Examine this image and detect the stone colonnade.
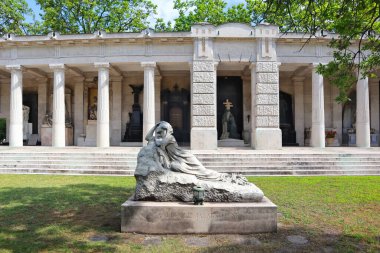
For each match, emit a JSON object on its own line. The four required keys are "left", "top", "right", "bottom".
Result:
{"left": 4, "top": 62, "right": 158, "bottom": 148}
{"left": 3, "top": 61, "right": 376, "bottom": 149}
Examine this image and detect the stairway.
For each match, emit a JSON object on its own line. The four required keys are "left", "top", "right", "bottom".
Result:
{"left": 0, "top": 148, "right": 379, "bottom": 176}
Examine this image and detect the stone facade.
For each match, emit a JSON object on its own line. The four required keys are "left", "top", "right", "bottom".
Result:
{"left": 0, "top": 23, "right": 378, "bottom": 149}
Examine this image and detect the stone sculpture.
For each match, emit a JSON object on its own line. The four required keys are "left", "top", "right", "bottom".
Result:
{"left": 134, "top": 121, "right": 264, "bottom": 202}
{"left": 22, "top": 105, "right": 30, "bottom": 140}
{"left": 220, "top": 99, "right": 240, "bottom": 139}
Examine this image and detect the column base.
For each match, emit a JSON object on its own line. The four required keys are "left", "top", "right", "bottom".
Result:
{"left": 191, "top": 127, "right": 217, "bottom": 150}
{"left": 251, "top": 128, "right": 282, "bottom": 150}
{"left": 311, "top": 124, "right": 325, "bottom": 148}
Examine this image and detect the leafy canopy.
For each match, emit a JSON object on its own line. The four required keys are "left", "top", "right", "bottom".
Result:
{"left": 0, "top": 0, "right": 32, "bottom": 35}
{"left": 36, "top": 0, "right": 157, "bottom": 34}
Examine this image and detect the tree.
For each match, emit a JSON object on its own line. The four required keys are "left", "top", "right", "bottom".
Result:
{"left": 173, "top": 0, "right": 228, "bottom": 31}
{"left": 36, "top": 0, "right": 157, "bottom": 34}
{"left": 258, "top": 0, "right": 380, "bottom": 103}
{"left": 0, "top": 0, "right": 32, "bottom": 36}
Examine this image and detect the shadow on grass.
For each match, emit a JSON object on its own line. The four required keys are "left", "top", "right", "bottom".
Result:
{"left": 0, "top": 183, "right": 134, "bottom": 252}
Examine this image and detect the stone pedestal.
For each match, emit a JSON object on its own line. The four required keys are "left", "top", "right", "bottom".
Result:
{"left": 78, "top": 120, "right": 96, "bottom": 146}
{"left": 41, "top": 126, "right": 73, "bottom": 146}
{"left": 218, "top": 138, "right": 247, "bottom": 147}
{"left": 121, "top": 197, "right": 277, "bottom": 234}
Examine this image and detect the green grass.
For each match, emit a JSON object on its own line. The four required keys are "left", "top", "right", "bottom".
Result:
{"left": 0, "top": 175, "right": 379, "bottom": 253}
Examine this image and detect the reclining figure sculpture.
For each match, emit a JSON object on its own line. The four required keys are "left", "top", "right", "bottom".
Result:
{"left": 133, "top": 121, "right": 264, "bottom": 202}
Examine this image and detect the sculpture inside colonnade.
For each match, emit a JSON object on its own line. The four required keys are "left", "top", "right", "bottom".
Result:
{"left": 22, "top": 105, "right": 30, "bottom": 140}
{"left": 220, "top": 99, "right": 240, "bottom": 139}
{"left": 133, "top": 121, "right": 264, "bottom": 202}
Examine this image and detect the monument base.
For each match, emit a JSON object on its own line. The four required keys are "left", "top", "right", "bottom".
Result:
{"left": 121, "top": 197, "right": 277, "bottom": 234}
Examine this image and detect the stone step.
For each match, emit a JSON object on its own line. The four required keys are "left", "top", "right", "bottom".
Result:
{"left": 0, "top": 168, "right": 134, "bottom": 175}
{"left": 0, "top": 164, "right": 135, "bottom": 170}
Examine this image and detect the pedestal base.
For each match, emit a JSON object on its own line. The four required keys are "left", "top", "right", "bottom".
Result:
{"left": 191, "top": 128, "right": 217, "bottom": 150}
{"left": 41, "top": 126, "right": 73, "bottom": 146}
{"left": 252, "top": 128, "right": 282, "bottom": 150}
{"left": 121, "top": 197, "right": 277, "bottom": 234}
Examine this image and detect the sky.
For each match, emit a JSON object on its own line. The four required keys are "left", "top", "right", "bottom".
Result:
{"left": 25, "top": 0, "right": 246, "bottom": 24}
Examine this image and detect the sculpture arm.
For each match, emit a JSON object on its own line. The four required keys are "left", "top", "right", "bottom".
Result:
{"left": 145, "top": 123, "right": 159, "bottom": 141}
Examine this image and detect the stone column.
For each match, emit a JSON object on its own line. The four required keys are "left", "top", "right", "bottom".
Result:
{"left": 155, "top": 76, "right": 162, "bottom": 123}
{"left": 0, "top": 78, "right": 10, "bottom": 142}
{"left": 6, "top": 65, "right": 23, "bottom": 147}
{"left": 37, "top": 78, "right": 48, "bottom": 139}
{"left": 370, "top": 78, "right": 379, "bottom": 139}
{"left": 251, "top": 62, "right": 282, "bottom": 149}
{"left": 111, "top": 77, "right": 122, "bottom": 146}
{"left": 242, "top": 75, "right": 251, "bottom": 144}
{"left": 191, "top": 61, "right": 218, "bottom": 150}
{"left": 95, "top": 62, "right": 110, "bottom": 147}
{"left": 49, "top": 64, "right": 66, "bottom": 147}
{"left": 141, "top": 62, "right": 156, "bottom": 145}
{"left": 332, "top": 85, "right": 343, "bottom": 144}
{"left": 356, "top": 73, "right": 370, "bottom": 147}
{"left": 293, "top": 76, "right": 305, "bottom": 146}
{"left": 311, "top": 64, "right": 325, "bottom": 148}
{"left": 73, "top": 77, "right": 84, "bottom": 145}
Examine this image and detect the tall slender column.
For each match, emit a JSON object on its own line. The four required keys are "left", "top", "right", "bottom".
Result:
{"left": 6, "top": 65, "right": 23, "bottom": 147}
{"left": 141, "top": 62, "right": 156, "bottom": 145}
{"left": 155, "top": 76, "right": 162, "bottom": 123}
{"left": 111, "top": 77, "right": 122, "bottom": 146}
{"left": 332, "top": 85, "right": 343, "bottom": 144}
{"left": 293, "top": 76, "right": 305, "bottom": 146}
{"left": 73, "top": 77, "right": 84, "bottom": 145}
{"left": 49, "top": 64, "right": 66, "bottom": 147}
{"left": 37, "top": 78, "right": 48, "bottom": 139}
{"left": 94, "top": 62, "right": 110, "bottom": 147}
{"left": 311, "top": 64, "right": 325, "bottom": 148}
{"left": 356, "top": 73, "right": 370, "bottom": 147}
{"left": 370, "top": 78, "right": 379, "bottom": 141}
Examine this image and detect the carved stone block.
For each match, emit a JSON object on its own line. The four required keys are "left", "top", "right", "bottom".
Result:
{"left": 256, "top": 62, "right": 278, "bottom": 73}
{"left": 256, "top": 94, "right": 278, "bottom": 105}
{"left": 193, "top": 115, "right": 215, "bottom": 127}
{"left": 193, "top": 105, "right": 215, "bottom": 116}
{"left": 193, "top": 61, "right": 215, "bottom": 72}
{"left": 193, "top": 72, "right": 214, "bottom": 83}
{"left": 257, "top": 73, "right": 279, "bottom": 84}
{"left": 193, "top": 83, "right": 215, "bottom": 93}
{"left": 193, "top": 94, "right": 215, "bottom": 105}
{"left": 257, "top": 83, "right": 278, "bottom": 94}
{"left": 257, "top": 105, "right": 279, "bottom": 116}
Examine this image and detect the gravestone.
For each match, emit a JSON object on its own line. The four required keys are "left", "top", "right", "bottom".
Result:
{"left": 121, "top": 121, "right": 277, "bottom": 234}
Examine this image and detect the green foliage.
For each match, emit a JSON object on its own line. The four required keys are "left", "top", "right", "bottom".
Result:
{"left": 0, "top": 175, "right": 379, "bottom": 252}
{"left": 173, "top": 0, "right": 228, "bottom": 31}
{"left": 0, "top": 0, "right": 32, "bottom": 36}
{"left": 261, "top": 0, "right": 380, "bottom": 103}
{"left": 36, "top": 0, "right": 157, "bottom": 34}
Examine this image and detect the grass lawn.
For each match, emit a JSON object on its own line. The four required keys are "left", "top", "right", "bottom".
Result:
{"left": 0, "top": 175, "right": 379, "bottom": 253}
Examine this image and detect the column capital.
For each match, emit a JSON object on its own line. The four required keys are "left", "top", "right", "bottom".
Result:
{"left": 94, "top": 62, "right": 110, "bottom": 69}
{"left": 49, "top": 63, "right": 65, "bottom": 71}
{"left": 6, "top": 65, "right": 24, "bottom": 72}
{"left": 249, "top": 62, "right": 256, "bottom": 69}
{"left": 141, "top": 62, "right": 156, "bottom": 68}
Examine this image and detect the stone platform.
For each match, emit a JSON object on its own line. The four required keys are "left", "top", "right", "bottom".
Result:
{"left": 121, "top": 197, "right": 277, "bottom": 234}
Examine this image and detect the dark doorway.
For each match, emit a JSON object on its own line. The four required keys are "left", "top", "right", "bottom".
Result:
{"left": 23, "top": 93, "right": 38, "bottom": 134}
{"left": 161, "top": 85, "right": 190, "bottom": 144}
{"left": 280, "top": 91, "right": 297, "bottom": 146}
{"left": 217, "top": 76, "right": 243, "bottom": 139}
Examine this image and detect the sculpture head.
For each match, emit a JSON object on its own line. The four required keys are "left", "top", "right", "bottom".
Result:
{"left": 154, "top": 121, "right": 173, "bottom": 145}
